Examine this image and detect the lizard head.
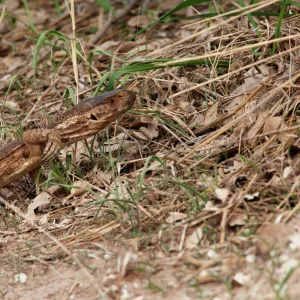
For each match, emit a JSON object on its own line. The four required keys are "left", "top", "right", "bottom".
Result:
{"left": 54, "top": 89, "right": 136, "bottom": 126}
{"left": 91, "top": 89, "right": 136, "bottom": 117}
{"left": 87, "top": 89, "right": 136, "bottom": 124}
{"left": 51, "top": 89, "right": 136, "bottom": 142}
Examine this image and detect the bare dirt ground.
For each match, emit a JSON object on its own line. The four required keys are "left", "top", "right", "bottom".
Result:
{"left": 1, "top": 0, "right": 300, "bottom": 299}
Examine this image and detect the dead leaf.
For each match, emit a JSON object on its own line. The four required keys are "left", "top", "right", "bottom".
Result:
{"left": 25, "top": 192, "right": 52, "bottom": 222}
{"left": 202, "top": 102, "right": 218, "bottom": 126}
{"left": 223, "top": 161, "right": 243, "bottom": 174}
{"left": 185, "top": 227, "right": 203, "bottom": 249}
{"left": 71, "top": 180, "right": 91, "bottom": 196}
{"left": 244, "top": 192, "right": 259, "bottom": 201}
{"left": 224, "top": 95, "right": 243, "bottom": 113}
{"left": 101, "top": 133, "right": 133, "bottom": 152}
{"left": 108, "top": 180, "right": 131, "bottom": 201}
{"left": 147, "top": 159, "right": 163, "bottom": 171}
{"left": 2, "top": 56, "right": 24, "bottom": 72}
{"left": 131, "top": 130, "right": 148, "bottom": 140}
{"left": 128, "top": 16, "right": 150, "bottom": 28}
{"left": 39, "top": 214, "right": 49, "bottom": 225}
{"left": 215, "top": 188, "right": 230, "bottom": 202}
{"left": 189, "top": 113, "right": 204, "bottom": 128}
{"left": 93, "top": 170, "right": 112, "bottom": 187}
{"left": 228, "top": 213, "right": 248, "bottom": 226}
{"left": 246, "top": 111, "right": 269, "bottom": 141}
{"left": 263, "top": 116, "right": 281, "bottom": 132}
{"left": 283, "top": 166, "right": 293, "bottom": 179}
{"left": 55, "top": 218, "right": 74, "bottom": 228}
{"left": 61, "top": 140, "right": 90, "bottom": 162}
{"left": 139, "top": 117, "right": 159, "bottom": 139}
{"left": 166, "top": 212, "right": 187, "bottom": 224}
{"left": 233, "top": 272, "right": 250, "bottom": 286}
{"left": 231, "top": 65, "right": 270, "bottom": 95}
{"left": 263, "top": 116, "right": 290, "bottom": 143}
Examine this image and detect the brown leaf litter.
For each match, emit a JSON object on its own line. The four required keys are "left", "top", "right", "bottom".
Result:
{"left": 1, "top": 0, "right": 300, "bottom": 299}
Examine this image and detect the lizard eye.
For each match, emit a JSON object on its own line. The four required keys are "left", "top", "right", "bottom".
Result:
{"left": 110, "top": 99, "right": 115, "bottom": 105}
{"left": 90, "top": 114, "right": 97, "bottom": 120}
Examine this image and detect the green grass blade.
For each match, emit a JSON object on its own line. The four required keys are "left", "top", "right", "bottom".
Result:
{"left": 237, "top": 0, "right": 261, "bottom": 37}
{"left": 33, "top": 30, "right": 70, "bottom": 75}
{"left": 238, "top": 154, "right": 258, "bottom": 171}
{"left": 93, "top": 72, "right": 110, "bottom": 96}
{"left": 272, "top": 0, "right": 288, "bottom": 54}
{"left": 95, "top": 0, "right": 111, "bottom": 13}
{"left": 22, "top": 0, "right": 36, "bottom": 33}
{"left": 287, "top": 0, "right": 300, "bottom": 6}
{"left": 65, "top": 87, "right": 76, "bottom": 108}
{"left": 53, "top": 0, "right": 62, "bottom": 16}
{"left": 107, "top": 59, "right": 230, "bottom": 90}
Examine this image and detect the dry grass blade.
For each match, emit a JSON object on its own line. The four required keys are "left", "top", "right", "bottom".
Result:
{"left": 148, "top": 0, "right": 280, "bottom": 57}
{"left": 171, "top": 43, "right": 300, "bottom": 98}
{"left": 179, "top": 71, "right": 300, "bottom": 164}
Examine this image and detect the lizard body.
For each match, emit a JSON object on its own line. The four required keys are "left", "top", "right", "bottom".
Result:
{"left": 0, "top": 89, "right": 136, "bottom": 187}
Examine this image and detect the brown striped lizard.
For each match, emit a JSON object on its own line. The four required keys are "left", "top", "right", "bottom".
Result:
{"left": 0, "top": 89, "right": 136, "bottom": 187}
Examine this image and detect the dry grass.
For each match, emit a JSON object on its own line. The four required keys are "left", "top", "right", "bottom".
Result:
{"left": 1, "top": 0, "right": 300, "bottom": 299}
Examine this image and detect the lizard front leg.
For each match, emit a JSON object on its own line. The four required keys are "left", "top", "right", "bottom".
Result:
{"left": 22, "top": 129, "right": 63, "bottom": 163}
{"left": 42, "top": 130, "right": 64, "bottom": 162}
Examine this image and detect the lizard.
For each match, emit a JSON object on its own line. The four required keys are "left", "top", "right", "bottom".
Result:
{"left": 0, "top": 89, "right": 136, "bottom": 188}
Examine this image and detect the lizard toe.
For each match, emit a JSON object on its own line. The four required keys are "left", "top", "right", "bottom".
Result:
{"left": 42, "top": 143, "right": 56, "bottom": 162}
{"left": 45, "top": 147, "right": 60, "bottom": 162}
